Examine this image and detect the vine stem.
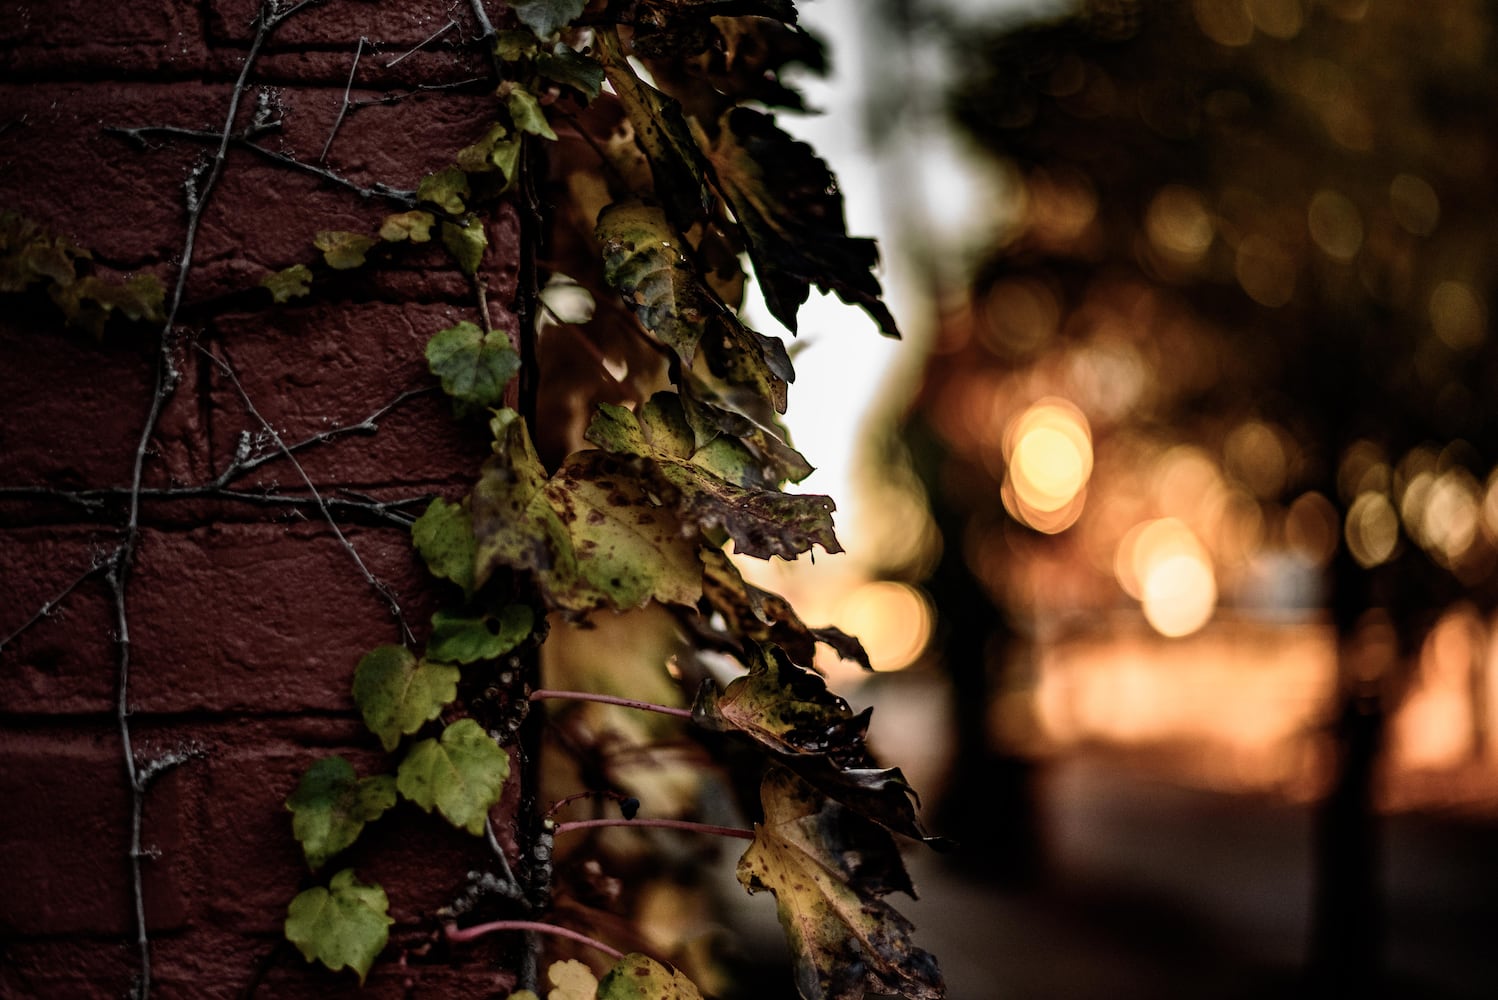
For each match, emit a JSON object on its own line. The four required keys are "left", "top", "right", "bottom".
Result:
{"left": 528, "top": 689, "right": 694, "bottom": 719}
{"left": 444, "top": 920, "right": 624, "bottom": 961}
{"left": 552, "top": 817, "right": 755, "bottom": 841}
{"left": 0, "top": 561, "right": 108, "bottom": 652}
{"left": 320, "top": 35, "right": 366, "bottom": 162}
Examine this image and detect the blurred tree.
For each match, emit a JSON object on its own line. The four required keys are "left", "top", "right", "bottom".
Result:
{"left": 904, "top": 0, "right": 1498, "bottom": 987}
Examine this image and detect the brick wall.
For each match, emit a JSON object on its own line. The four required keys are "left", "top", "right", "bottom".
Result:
{"left": 0, "top": 4, "right": 527, "bottom": 996}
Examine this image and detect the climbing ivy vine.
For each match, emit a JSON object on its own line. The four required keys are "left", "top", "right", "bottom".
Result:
{"left": 3, "top": 1, "right": 944, "bottom": 998}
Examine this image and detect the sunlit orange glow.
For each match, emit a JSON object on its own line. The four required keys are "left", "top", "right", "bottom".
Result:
{"left": 1116, "top": 518, "right": 1218, "bottom": 637}
{"left": 1345, "top": 491, "right": 1400, "bottom": 567}
{"left": 979, "top": 278, "right": 1059, "bottom": 357}
{"left": 1003, "top": 398, "right": 1093, "bottom": 531}
{"left": 1145, "top": 185, "right": 1213, "bottom": 262}
{"left": 1391, "top": 609, "right": 1482, "bottom": 771}
{"left": 1337, "top": 439, "right": 1390, "bottom": 502}
{"left": 1418, "top": 468, "right": 1482, "bottom": 563}
{"left": 1286, "top": 491, "right": 1339, "bottom": 566}
{"left": 1226, "top": 421, "right": 1288, "bottom": 498}
{"left": 832, "top": 581, "right": 933, "bottom": 673}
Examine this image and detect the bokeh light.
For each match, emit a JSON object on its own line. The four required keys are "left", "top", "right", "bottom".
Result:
{"left": 1002, "top": 398, "right": 1094, "bottom": 532}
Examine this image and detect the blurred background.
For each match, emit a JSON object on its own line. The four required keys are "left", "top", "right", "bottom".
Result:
{"left": 740, "top": 0, "right": 1498, "bottom": 996}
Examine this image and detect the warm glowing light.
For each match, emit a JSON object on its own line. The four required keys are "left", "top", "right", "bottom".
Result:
{"left": 1145, "top": 185, "right": 1214, "bottom": 262}
{"left": 1420, "top": 469, "right": 1481, "bottom": 563}
{"left": 1116, "top": 518, "right": 1218, "bottom": 636}
{"left": 1307, "top": 189, "right": 1363, "bottom": 261}
{"left": 1429, "top": 280, "right": 1486, "bottom": 351}
{"left": 1337, "top": 440, "right": 1390, "bottom": 503}
{"left": 1345, "top": 491, "right": 1399, "bottom": 568}
{"left": 979, "top": 278, "right": 1059, "bottom": 357}
{"left": 1004, "top": 399, "right": 1094, "bottom": 531}
{"left": 1285, "top": 491, "right": 1338, "bottom": 566}
{"left": 1226, "top": 421, "right": 1288, "bottom": 498}
{"left": 1390, "top": 173, "right": 1440, "bottom": 236}
{"left": 833, "top": 581, "right": 933, "bottom": 672}
{"left": 1235, "top": 234, "right": 1296, "bottom": 307}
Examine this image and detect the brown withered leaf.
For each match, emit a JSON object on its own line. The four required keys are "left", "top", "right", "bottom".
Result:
{"left": 738, "top": 767, "right": 944, "bottom": 1000}
{"left": 471, "top": 410, "right": 702, "bottom": 614}
{"left": 699, "top": 107, "right": 900, "bottom": 338}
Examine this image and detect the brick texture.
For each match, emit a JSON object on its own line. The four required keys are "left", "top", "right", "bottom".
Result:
{"left": 0, "top": 3, "right": 527, "bottom": 996}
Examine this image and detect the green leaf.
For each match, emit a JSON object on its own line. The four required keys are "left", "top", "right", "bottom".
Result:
{"left": 427, "top": 605, "right": 534, "bottom": 663}
{"left": 396, "top": 718, "right": 511, "bottom": 835}
{"left": 539, "top": 43, "right": 605, "bottom": 100}
{"left": 313, "top": 230, "right": 377, "bottom": 270}
{"left": 494, "top": 29, "right": 540, "bottom": 63}
{"left": 425, "top": 320, "right": 520, "bottom": 411}
{"left": 379, "top": 210, "right": 435, "bottom": 244}
{"left": 418, "top": 167, "right": 471, "bottom": 215}
{"left": 679, "top": 374, "right": 813, "bottom": 486}
{"left": 737, "top": 769, "right": 944, "bottom": 1000}
{"left": 694, "top": 644, "right": 941, "bottom": 846}
{"left": 596, "top": 954, "right": 705, "bottom": 1000}
{"left": 262, "top": 264, "right": 312, "bottom": 303}
{"left": 505, "top": 86, "right": 558, "bottom": 140}
{"left": 284, "top": 869, "right": 393, "bottom": 985}
{"left": 512, "top": 0, "right": 587, "bottom": 38}
{"left": 441, "top": 215, "right": 488, "bottom": 274}
{"left": 596, "top": 27, "right": 714, "bottom": 227}
{"left": 455, "top": 124, "right": 522, "bottom": 186}
{"left": 412, "top": 497, "right": 477, "bottom": 594}
{"left": 700, "top": 107, "right": 900, "bottom": 338}
{"left": 586, "top": 396, "right": 841, "bottom": 561}
{"left": 285, "top": 757, "right": 397, "bottom": 871}
{"left": 597, "top": 199, "right": 789, "bottom": 413}
{"left": 471, "top": 410, "right": 704, "bottom": 613}
{"left": 352, "top": 645, "right": 461, "bottom": 752}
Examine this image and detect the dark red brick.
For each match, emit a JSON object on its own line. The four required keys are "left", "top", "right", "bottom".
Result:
{"left": 205, "top": 299, "right": 496, "bottom": 490}
{"left": 126, "top": 523, "right": 432, "bottom": 713}
{"left": 0, "top": 725, "right": 188, "bottom": 936}
{"left": 0, "top": 2, "right": 208, "bottom": 78}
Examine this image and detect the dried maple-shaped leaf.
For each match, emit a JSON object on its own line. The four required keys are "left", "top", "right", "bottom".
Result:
{"left": 633, "top": 5, "right": 819, "bottom": 112}
{"left": 693, "top": 547, "right": 869, "bottom": 669}
{"left": 598, "top": 199, "right": 790, "bottom": 415}
{"left": 739, "top": 768, "right": 943, "bottom": 1000}
{"left": 285, "top": 756, "right": 397, "bottom": 871}
{"left": 352, "top": 645, "right": 461, "bottom": 752}
{"left": 284, "top": 869, "right": 393, "bottom": 985}
{"left": 396, "top": 718, "right": 511, "bottom": 835}
{"left": 694, "top": 644, "right": 945, "bottom": 847}
{"left": 596, "top": 953, "right": 705, "bottom": 999}
{"left": 586, "top": 395, "right": 840, "bottom": 560}
{"left": 596, "top": 26, "right": 714, "bottom": 228}
{"left": 472, "top": 410, "right": 703, "bottom": 613}
{"left": 700, "top": 107, "right": 900, "bottom": 338}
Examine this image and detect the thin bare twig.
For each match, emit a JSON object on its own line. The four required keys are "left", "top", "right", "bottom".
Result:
{"left": 385, "top": 18, "right": 458, "bottom": 66}
{"left": 444, "top": 920, "right": 625, "bottom": 961}
{"left": 320, "top": 36, "right": 367, "bottom": 163}
{"left": 348, "top": 76, "right": 488, "bottom": 109}
{"left": 0, "top": 484, "right": 425, "bottom": 526}
{"left": 551, "top": 817, "right": 755, "bottom": 841}
{"left": 203, "top": 346, "right": 415, "bottom": 646}
{"left": 0, "top": 560, "right": 110, "bottom": 652}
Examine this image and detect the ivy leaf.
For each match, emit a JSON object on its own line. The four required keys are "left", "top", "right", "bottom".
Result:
{"left": 313, "top": 230, "right": 377, "bottom": 270}
{"left": 694, "top": 548, "right": 870, "bottom": 670}
{"left": 738, "top": 769, "right": 944, "bottom": 1000}
{"left": 427, "top": 605, "right": 534, "bottom": 664}
{"left": 596, "top": 27, "right": 714, "bottom": 227}
{"left": 539, "top": 43, "right": 605, "bottom": 100}
{"left": 546, "top": 959, "right": 599, "bottom": 1000}
{"left": 285, "top": 757, "right": 397, "bottom": 871}
{"left": 396, "top": 718, "right": 511, "bottom": 835}
{"left": 284, "top": 869, "right": 394, "bottom": 985}
{"left": 471, "top": 410, "right": 704, "bottom": 613}
{"left": 418, "top": 167, "right": 471, "bottom": 215}
{"left": 694, "top": 644, "right": 942, "bottom": 846}
{"left": 52, "top": 273, "right": 168, "bottom": 338}
{"left": 456, "top": 124, "right": 523, "bottom": 185}
{"left": 700, "top": 107, "right": 900, "bottom": 338}
{"left": 425, "top": 320, "right": 519, "bottom": 411}
{"left": 679, "top": 375, "right": 814, "bottom": 487}
{"left": 596, "top": 954, "right": 705, "bottom": 1000}
{"left": 412, "top": 497, "right": 477, "bottom": 595}
{"left": 379, "top": 210, "right": 436, "bottom": 244}
{"left": 597, "top": 199, "right": 789, "bottom": 413}
{"left": 352, "top": 645, "right": 461, "bottom": 752}
{"left": 262, "top": 264, "right": 313, "bottom": 303}
{"left": 586, "top": 396, "right": 841, "bottom": 561}
{"left": 505, "top": 86, "right": 558, "bottom": 140}
{"left": 512, "top": 0, "right": 587, "bottom": 38}
{"left": 441, "top": 215, "right": 488, "bottom": 274}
